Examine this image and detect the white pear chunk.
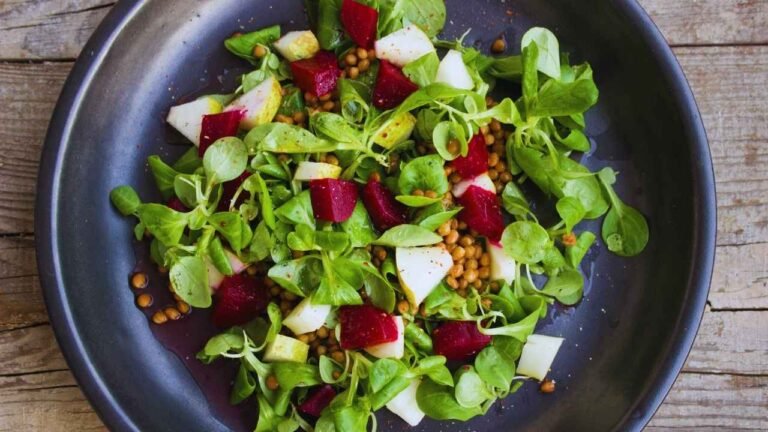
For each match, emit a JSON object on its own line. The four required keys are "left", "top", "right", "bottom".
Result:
{"left": 386, "top": 379, "right": 426, "bottom": 426}
{"left": 263, "top": 334, "right": 310, "bottom": 363}
{"left": 375, "top": 25, "right": 436, "bottom": 67}
{"left": 488, "top": 241, "right": 517, "bottom": 284}
{"left": 396, "top": 247, "right": 453, "bottom": 307}
{"left": 452, "top": 172, "right": 496, "bottom": 198}
{"left": 517, "top": 334, "right": 564, "bottom": 381}
{"left": 166, "top": 96, "right": 223, "bottom": 146}
{"left": 293, "top": 162, "right": 342, "bottom": 181}
{"left": 273, "top": 30, "right": 320, "bottom": 61}
{"left": 225, "top": 75, "right": 282, "bottom": 130}
{"left": 365, "top": 316, "right": 405, "bottom": 359}
{"left": 435, "top": 49, "right": 474, "bottom": 90}
{"left": 225, "top": 250, "right": 248, "bottom": 274}
{"left": 283, "top": 297, "right": 332, "bottom": 335}
{"left": 206, "top": 258, "right": 225, "bottom": 289}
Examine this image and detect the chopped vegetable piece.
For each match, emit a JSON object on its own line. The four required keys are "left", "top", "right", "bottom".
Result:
{"left": 211, "top": 273, "right": 269, "bottom": 328}
{"left": 290, "top": 51, "right": 342, "bottom": 97}
{"left": 340, "top": 0, "right": 378, "bottom": 48}
{"left": 199, "top": 110, "right": 243, "bottom": 156}
{"left": 456, "top": 185, "right": 505, "bottom": 242}
{"left": 298, "top": 385, "right": 337, "bottom": 417}
{"left": 309, "top": 178, "right": 359, "bottom": 222}
{"left": 432, "top": 321, "right": 492, "bottom": 361}
{"left": 339, "top": 305, "right": 399, "bottom": 350}
{"left": 372, "top": 60, "right": 419, "bottom": 109}
{"left": 361, "top": 179, "right": 408, "bottom": 230}
{"left": 452, "top": 134, "right": 489, "bottom": 178}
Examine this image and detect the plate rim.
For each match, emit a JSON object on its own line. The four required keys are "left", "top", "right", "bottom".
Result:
{"left": 35, "top": 0, "right": 717, "bottom": 431}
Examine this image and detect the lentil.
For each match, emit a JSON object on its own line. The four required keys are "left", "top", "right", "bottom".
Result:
{"left": 136, "top": 293, "right": 153, "bottom": 308}
{"left": 540, "top": 380, "right": 556, "bottom": 394}
{"left": 266, "top": 375, "right": 280, "bottom": 391}
{"left": 331, "top": 351, "right": 346, "bottom": 363}
{"left": 562, "top": 232, "right": 577, "bottom": 246}
{"left": 164, "top": 307, "right": 182, "bottom": 321}
{"left": 152, "top": 311, "right": 168, "bottom": 325}
{"left": 131, "top": 272, "right": 148, "bottom": 289}
{"left": 177, "top": 301, "right": 191, "bottom": 314}
{"left": 445, "top": 230, "right": 460, "bottom": 245}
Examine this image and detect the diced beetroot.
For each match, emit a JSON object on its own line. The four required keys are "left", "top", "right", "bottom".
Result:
{"left": 452, "top": 134, "right": 489, "bottom": 178}
{"left": 217, "top": 172, "right": 251, "bottom": 211}
{"left": 199, "top": 110, "right": 243, "bottom": 156}
{"left": 432, "top": 321, "right": 492, "bottom": 361}
{"left": 372, "top": 61, "right": 419, "bottom": 109}
{"left": 298, "top": 385, "right": 337, "bottom": 418}
{"left": 361, "top": 179, "right": 408, "bottom": 230}
{"left": 211, "top": 273, "right": 270, "bottom": 328}
{"left": 309, "top": 178, "right": 359, "bottom": 223}
{"left": 290, "top": 51, "right": 342, "bottom": 97}
{"left": 167, "top": 197, "right": 189, "bottom": 212}
{"left": 340, "top": 0, "right": 378, "bottom": 49}
{"left": 457, "top": 185, "right": 505, "bottom": 242}
{"left": 339, "top": 305, "right": 399, "bottom": 350}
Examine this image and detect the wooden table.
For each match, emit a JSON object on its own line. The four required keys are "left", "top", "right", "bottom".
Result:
{"left": 0, "top": 1, "right": 766, "bottom": 430}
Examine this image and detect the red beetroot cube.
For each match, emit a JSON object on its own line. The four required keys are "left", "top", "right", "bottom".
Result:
{"left": 309, "top": 178, "right": 359, "bottom": 222}
{"left": 290, "top": 51, "right": 342, "bottom": 97}
{"left": 199, "top": 110, "right": 243, "bottom": 156}
{"left": 372, "top": 61, "right": 419, "bottom": 109}
{"left": 432, "top": 321, "right": 492, "bottom": 361}
{"left": 298, "top": 385, "right": 337, "bottom": 418}
{"left": 339, "top": 305, "right": 399, "bottom": 350}
{"left": 452, "top": 134, "right": 489, "bottom": 178}
{"left": 212, "top": 274, "right": 270, "bottom": 328}
{"left": 361, "top": 179, "right": 408, "bottom": 230}
{"left": 340, "top": 0, "right": 378, "bottom": 48}
{"left": 457, "top": 185, "right": 505, "bottom": 242}
{"left": 217, "top": 172, "right": 251, "bottom": 211}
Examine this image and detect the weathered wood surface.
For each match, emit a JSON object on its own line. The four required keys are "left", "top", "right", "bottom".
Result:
{"left": 0, "top": 0, "right": 766, "bottom": 430}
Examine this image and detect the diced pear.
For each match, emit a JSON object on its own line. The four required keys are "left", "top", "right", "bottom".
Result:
{"left": 517, "top": 334, "right": 564, "bottom": 381}
{"left": 396, "top": 247, "right": 453, "bottom": 307}
{"left": 375, "top": 25, "right": 436, "bottom": 67}
{"left": 206, "top": 258, "right": 224, "bottom": 289}
{"left": 372, "top": 112, "right": 417, "bottom": 149}
{"left": 225, "top": 250, "right": 248, "bottom": 274}
{"left": 435, "top": 49, "right": 474, "bottom": 90}
{"left": 273, "top": 30, "right": 320, "bottom": 61}
{"left": 293, "top": 162, "right": 342, "bottom": 181}
{"left": 365, "top": 316, "right": 405, "bottom": 359}
{"left": 283, "top": 297, "right": 332, "bottom": 335}
{"left": 488, "top": 241, "right": 516, "bottom": 284}
{"left": 452, "top": 172, "right": 495, "bottom": 198}
{"left": 386, "top": 379, "right": 426, "bottom": 426}
{"left": 263, "top": 334, "right": 310, "bottom": 363}
{"left": 225, "top": 75, "right": 282, "bottom": 130}
{"left": 166, "top": 96, "right": 223, "bottom": 146}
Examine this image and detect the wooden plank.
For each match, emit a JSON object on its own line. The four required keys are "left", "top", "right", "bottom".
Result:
{"left": 0, "top": 0, "right": 114, "bottom": 60}
{"left": 0, "top": 62, "right": 70, "bottom": 234}
{"left": 710, "top": 243, "right": 768, "bottom": 310}
{"left": 639, "top": 0, "right": 768, "bottom": 46}
{"left": 684, "top": 311, "right": 768, "bottom": 375}
{"left": 0, "top": 1, "right": 765, "bottom": 60}
{"left": 674, "top": 45, "right": 768, "bottom": 247}
{"left": 0, "top": 370, "right": 104, "bottom": 431}
{"left": 0, "top": 325, "right": 68, "bottom": 375}
{"left": 647, "top": 372, "right": 768, "bottom": 431}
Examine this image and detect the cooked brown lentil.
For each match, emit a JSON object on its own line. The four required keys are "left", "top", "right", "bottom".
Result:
{"left": 131, "top": 272, "right": 148, "bottom": 289}
{"left": 136, "top": 293, "right": 153, "bottom": 308}
{"left": 177, "top": 301, "right": 191, "bottom": 314}
{"left": 540, "top": 379, "right": 556, "bottom": 394}
{"left": 266, "top": 375, "right": 280, "bottom": 391}
{"left": 164, "top": 307, "right": 182, "bottom": 321}
{"left": 152, "top": 311, "right": 168, "bottom": 325}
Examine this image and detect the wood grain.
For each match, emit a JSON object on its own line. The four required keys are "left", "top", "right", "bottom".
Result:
{"left": 646, "top": 372, "right": 768, "bottom": 431}
{"left": 0, "top": 1, "right": 766, "bottom": 60}
{"left": 0, "top": 0, "right": 114, "bottom": 60}
{"left": 640, "top": 0, "right": 768, "bottom": 46}
{"left": 0, "top": 370, "right": 105, "bottom": 432}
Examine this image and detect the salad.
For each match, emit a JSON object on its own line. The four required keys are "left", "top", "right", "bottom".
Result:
{"left": 110, "top": 0, "right": 649, "bottom": 430}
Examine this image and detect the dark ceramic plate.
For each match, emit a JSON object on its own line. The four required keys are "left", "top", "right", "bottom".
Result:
{"left": 36, "top": 0, "right": 716, "bottom": 431}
